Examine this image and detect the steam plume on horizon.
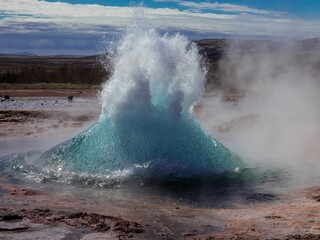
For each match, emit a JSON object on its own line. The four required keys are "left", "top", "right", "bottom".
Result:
{"left": 197, "top": 40, "right": 320, "bottom": 185}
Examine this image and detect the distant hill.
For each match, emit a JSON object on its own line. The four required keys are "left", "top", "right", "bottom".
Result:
{"left": 0, "top": 37, "right": 319, "bottom": 87}
{"left": 1, "top": 37, "right": 319, "bottom": 60}
{"left": 298, "top": 38, "right": 320, "bottom": 52}
{"left": 195, "top": 37, "right": 320, "bottom": 60}
{"left": 0, "top": 54, "right": 106, "bottom": 85}
{"left": 194, "top": 38, "right": 229, "bottom": 60}
{"left": 0, "top": 52, "right": 38, "bottom": 57}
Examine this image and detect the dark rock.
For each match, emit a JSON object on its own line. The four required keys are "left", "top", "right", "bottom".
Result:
{"left": 0, "top": 208, "right": 144, "bottom": 237}
{"left": 4, "top": 95, "right": 9, "bottom": 100}
{"left": 306, "top": 187, "right": 320, "bottom": 201}
{"left": 0, "top": 214, "right": 23, "bottom": 221}
{"left": 183, "top": 229, "right": 198, "bottom": 237}
{"left": 0, "top": 226, "right": 30, "bottom": 231}
{"left": 68, "top": 95, "right": 74, "bottom": 102}
{"left": 95, "top": 222, "right": 110, "bottom": 231}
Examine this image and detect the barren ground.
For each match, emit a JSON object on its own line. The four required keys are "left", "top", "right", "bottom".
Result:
{"left": 0, "top": 89, "right": 319, "bottom": 240}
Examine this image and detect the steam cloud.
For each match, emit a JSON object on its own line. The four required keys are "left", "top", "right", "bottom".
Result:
{"left": 197, "top": 40, "right": 320, "bottom": 185}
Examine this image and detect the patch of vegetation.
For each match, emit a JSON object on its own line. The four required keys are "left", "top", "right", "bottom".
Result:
{"left": 0, "top": 56, "right": 109, "bottom": 87}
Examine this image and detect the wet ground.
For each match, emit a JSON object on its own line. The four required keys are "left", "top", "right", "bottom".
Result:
{"left": 0, "top": 91, "right": 319, "bottom": 239}
{"left": 0, "top": 93, "right": 100, "bottom": 156}
{"left": 0, "top": 179, "right": 319, "bottom": 239}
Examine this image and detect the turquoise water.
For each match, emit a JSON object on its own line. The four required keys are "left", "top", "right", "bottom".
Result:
{"left": 42, "top": 109, "right": 244, "bottom": 178}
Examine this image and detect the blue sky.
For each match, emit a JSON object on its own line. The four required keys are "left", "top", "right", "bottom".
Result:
{"left": 1, "top": 0, "right": 319, "bottom": 55}
{"left": 46, "top": 0, "right": 320, "bottom": 18}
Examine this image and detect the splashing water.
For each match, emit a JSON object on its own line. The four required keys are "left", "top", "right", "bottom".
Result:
{"left": 41, "top": 22, "right": 245, "bottom": 181}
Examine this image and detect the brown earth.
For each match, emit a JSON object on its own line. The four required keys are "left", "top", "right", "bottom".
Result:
{"left": 0, "top": 182, "right": 319, "bottom": 239}
{"left": 0, "top": 109, "right": 98, "bottom": 139}
{"left": 0, "top": 88, "right": 98, "bottom": 97}
{"left": 0, "top": 90, "right": 319, "bottom": 240}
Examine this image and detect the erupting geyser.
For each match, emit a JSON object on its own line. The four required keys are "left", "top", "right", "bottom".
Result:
{"left": 42, "top": 22, "right": 245, "bottom": 180}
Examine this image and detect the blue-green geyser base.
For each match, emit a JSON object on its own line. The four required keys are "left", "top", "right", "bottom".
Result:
{"left": 1, "top": 152, "right": 252, "bottom": 186}
{"left": 0, "top": 105, "right": 255, "bottom": 191}
{"left": 1, "top": 151, "right": 286, "bottom": 208}
{"left": 42, "top": 110, "right": 245, "bottom": 179}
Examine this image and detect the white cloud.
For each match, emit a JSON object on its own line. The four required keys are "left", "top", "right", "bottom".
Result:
{"left": 0, "top": 0, "right": 319, "bottom": 38}
{"left": 178, "top": 1, "right": 273, "bottom": 15}
{"left": 154, "top": 0, "right": 284, "bottom": 16}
